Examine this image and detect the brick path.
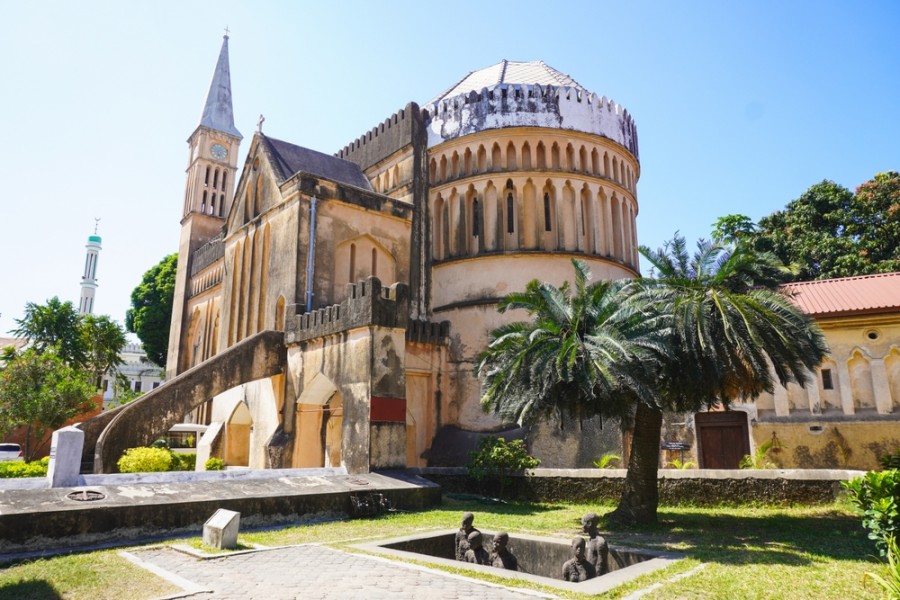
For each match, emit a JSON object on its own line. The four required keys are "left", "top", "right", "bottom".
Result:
{"left": 129, "top": 545, "right": 552, "bottom": 599}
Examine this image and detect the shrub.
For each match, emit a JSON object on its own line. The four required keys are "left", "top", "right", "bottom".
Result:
{"left": 881, "top": 450, "right": 900, "bottom": 471}
{"left": 169, "top": 453, "right": 196, "bottom": 471}
{"left": 205, "top": 457, "right": 225, "bottom": 471}
{"left": 593, "top": 453, "right": 621, "bottom": 469}
{"left": 467, "top": 436, "right": 540, "bottom": 498}
{"left": 865, "top": 534, "right": 900, "bottom": 598}
{"left": 844, "top": 470, "right": 900, "bottom": 557}
{"left": 0, "top": 460, "right": 49, "bottom": 478}
{"left": 117, "top": 447, "right": 173, "bottom": 473}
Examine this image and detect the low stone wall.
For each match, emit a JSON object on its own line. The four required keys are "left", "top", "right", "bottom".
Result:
{"left": 416, "top": 467, "right": 864, "bottom": 505}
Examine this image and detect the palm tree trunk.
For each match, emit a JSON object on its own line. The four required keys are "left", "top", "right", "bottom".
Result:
{"left": 609, "top": 402, "right": 663, "bottom": 525}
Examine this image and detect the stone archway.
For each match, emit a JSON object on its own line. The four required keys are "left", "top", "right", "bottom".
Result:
{"left": 225, "top": 400, "right": 253, "bottom": 467}
{"left": 294, "top": 372, "right": 342, "bottom": 468}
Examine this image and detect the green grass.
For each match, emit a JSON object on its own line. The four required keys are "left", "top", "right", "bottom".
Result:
{"left": 0, "top": 498, "right": 890, "bottom": 599}
{"left": 0, "top": 550, "right": 178, "bottom": 600}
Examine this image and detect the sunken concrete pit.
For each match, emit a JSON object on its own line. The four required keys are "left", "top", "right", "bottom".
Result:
{"left": 0, "top": 469, "right": 439, "bottom": 556}
{"left": 353, "top": 529, "right": 683, "bottom": 595}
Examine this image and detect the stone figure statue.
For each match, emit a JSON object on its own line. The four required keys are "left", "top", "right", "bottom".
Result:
{"left": 581, "top": 512, "right": 609, "bottom": 575}
{"left": 490, "top": 532, "right": 518, "bottom": 571}
{"left": 455, "top": 512, "right": 479, "bottom": 561}
{"left": 562, "top": 536, "right": 597, "bottom": 582}
{"left": 464, "top": 530, "right": 490, "bottom": 565}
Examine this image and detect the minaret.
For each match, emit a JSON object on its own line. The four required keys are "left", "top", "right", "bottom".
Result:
{"left": 167, "top": 32, "right": 242, "bottom": 376}
{"left": 79, "top": 219, "right": 102, "bottom": 315}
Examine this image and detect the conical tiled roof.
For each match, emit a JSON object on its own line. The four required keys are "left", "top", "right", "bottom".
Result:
{"left": 428, "top": 60, "right": 586, "bottom": 105}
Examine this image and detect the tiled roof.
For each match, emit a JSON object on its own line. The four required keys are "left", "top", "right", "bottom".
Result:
{"left": 780, "top": 272, "right": 900, "bottom": 317}
{"left": 261, "top": 136, "right": 371, "bottom": 190}
{"left": 428, "top": 60, "right": 586, "bottom": 105}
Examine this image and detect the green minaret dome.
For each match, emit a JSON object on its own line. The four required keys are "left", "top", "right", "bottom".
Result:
{"left": 88, "top": 235, "right": 102, "bottom": 243}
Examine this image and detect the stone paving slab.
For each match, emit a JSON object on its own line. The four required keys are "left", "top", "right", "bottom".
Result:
{"left": 129, "top": 544, "right": 552, "bottom": 600}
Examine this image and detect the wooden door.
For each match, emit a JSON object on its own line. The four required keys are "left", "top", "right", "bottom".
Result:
{"left": 695, "top": 411, "right": 750, "bottom": 469}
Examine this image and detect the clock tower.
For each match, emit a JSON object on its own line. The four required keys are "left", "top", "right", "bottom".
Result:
{"left": 167, "top": 33, "right": 242, "bottom": 376}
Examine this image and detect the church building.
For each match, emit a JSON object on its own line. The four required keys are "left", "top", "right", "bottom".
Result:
{"left": 165, "top": 35, "right": 641, "bottom": 472}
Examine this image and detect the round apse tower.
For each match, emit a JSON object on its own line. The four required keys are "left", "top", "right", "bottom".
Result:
{"left": 423, "top": 60, "right": 641, "bottom": 429}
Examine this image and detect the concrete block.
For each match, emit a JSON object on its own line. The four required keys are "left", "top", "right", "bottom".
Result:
{"left": 47, "top": 426, "right": 84, "bottom": 488}
{"left": 203, "top": 508, "right": 240, "bottom": 549}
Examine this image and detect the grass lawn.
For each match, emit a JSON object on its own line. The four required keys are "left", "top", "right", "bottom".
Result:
{"left": 0, "top": 497, "right": 888, "bottom": 599}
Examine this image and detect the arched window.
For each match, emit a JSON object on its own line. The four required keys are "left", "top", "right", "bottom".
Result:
{"left": 506, "top": 142, "right": 517, "bottom": 170}
{"left": 221, "top": 171, "right": 227, "bottom": 191}
{"left": 219, "top": 195, "right": 224, "bottom": 216}
{"left": 204, "top": 166, "right": 210, "bottom": 186}
{"left": 464, "top": 148, "right": 473, "bottom": 175}
{"left": 551, "top": 143, "right": 561, "bottom": 169}
{"left": 429, "top": 158, "right": 437, "bottom": 182}
{"left": 536, "top": 142, "right": 546, "bottom": 168}
{"left": 201, "top": 190, "right": 207, "bottom": 213}
{"left": 371, "top": 248, "right": 378, "bottom": 277}
{"left": 491, "top": 144, "right": 502, "bottom": 172}
{"left": 477, "top": 145, "right": 487, "bottom": 172}
{"left": 213, "top": 169, "right": 219, "bottom": 189}
{"left": 439, "top": 155, "right": 447, "bottom": 181}
{"left": 522, "top": 142, "right": 532, "bottom": 169}
{"left": 507, "top": 193, "right": 514, "bottom": 234}
{"left": 210, "top": 196, "right": 216, "bottom": 215}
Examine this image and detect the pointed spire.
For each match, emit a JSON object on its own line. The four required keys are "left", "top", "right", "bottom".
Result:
{"left": 199, "top": 33, "right": 242, "bottom": 139}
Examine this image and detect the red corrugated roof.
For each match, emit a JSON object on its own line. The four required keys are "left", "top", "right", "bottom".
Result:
{"left": 780, "top": 272, "right": 900, "bottom": 317}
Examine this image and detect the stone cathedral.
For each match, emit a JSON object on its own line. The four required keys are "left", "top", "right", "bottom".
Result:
{"left": 163, "top": 35, "right": 641, "bottom": 473}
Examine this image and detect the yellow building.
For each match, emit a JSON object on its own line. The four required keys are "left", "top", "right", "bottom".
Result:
{"left": 691, "top": 272, "right": 900, "bottom": 470}
{"left": 163, "top": 37, "right": 641, "bottom": 472}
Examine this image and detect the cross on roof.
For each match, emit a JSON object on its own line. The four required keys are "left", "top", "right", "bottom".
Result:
{"left": 224, "top": 26, "right": 230, "bottom": 38}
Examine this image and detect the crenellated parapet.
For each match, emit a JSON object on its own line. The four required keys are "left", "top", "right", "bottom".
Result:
{"left": 406, "top": 319, "right": 450, "bottom": 345}
{"left": 424, "top": 85, "right": 639, "bottom": 160}
{"left": 335, "top": 102, "right": 425, "bottom": 171}
{"left": 285, "top": 277, "right": 410, "bottom": 344}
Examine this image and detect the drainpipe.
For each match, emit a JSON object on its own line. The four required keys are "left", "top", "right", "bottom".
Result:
{"left": 305, "top": 196, "right": 318, "bottom": 312}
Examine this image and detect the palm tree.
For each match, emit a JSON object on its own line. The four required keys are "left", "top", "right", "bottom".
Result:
{"left": 608, "top": 234, "right": 829, "bottom": 525}
{"left": 477, "top": 259, "right": 669, "bottom": 444}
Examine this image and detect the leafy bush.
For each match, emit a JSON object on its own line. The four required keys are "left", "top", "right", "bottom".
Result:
{"left": 844, "top": 470, "right": 900, "bottom": 557}
{"left": 117, "top": 447, "right": 173, "bottom": 473}
{"left": 205, "top": 457, "right": 225, "bottom": 471}
{"left": 881, "top": 450, "right": 900, "bottom": 471}
{"left": 666, "top": 458, "right": 697, "bottom": 469}
{"left": 467, "top": 436, "right": 539, "bottom": 498}
{"left": 170, "top": 453, "right": 196, "bottom": 471}
{"left": 0, "top": 459, "right": 49, "bottom": 478}
{"left": 739, "top": 440, "right": 778, "bottom": 469}
{"left": 865, "top": 534, "right": 900, "bottom": 598}
{"left": 593, "top": 453, "right": 621, "bottom": 469}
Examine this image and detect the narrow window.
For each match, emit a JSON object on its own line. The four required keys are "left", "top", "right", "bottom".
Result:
{"left": 221, "top": 172, "right": 227, "bottom": 191}
{"left": 219, "top": 194, "right": 225, "bottom": 216}
{"left": 201, "top": 190, "right": 207, "bottom": 212}
{"left": 349, "top": 243, "right": 356, "bottom": 282}
{"left": 472, "top": 199, "right": 480, "bottom": 236}
{"left": 210, "top": 197, "right": 216, "bottom": 215}
{"left": 821, "top": 369, "right": 834, "bottom": 390}
{"left": 371, "top": 248, "right": 377, "bottom": 277}
{"left": 543, "top": 193, "right": 552, "bottom": 232}
{"left": 204, "top": 166, "right": 210, "bottom": 186}
{"left": 213, "top": 169, "right": 219, "bottom": 189}
{"left": 507, "top": 194, "right": 514, "bottom": 233}
{"left": 134, "top": 381, "right": 142, "bottom": 393}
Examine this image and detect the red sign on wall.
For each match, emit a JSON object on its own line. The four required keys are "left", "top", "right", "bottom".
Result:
{"left": 370, "top": 396, "right": 406, "bottom": 423}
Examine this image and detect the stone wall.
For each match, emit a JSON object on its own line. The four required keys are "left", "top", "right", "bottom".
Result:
{"left": 418, "top": 467, "right": 861, "bottom": 505}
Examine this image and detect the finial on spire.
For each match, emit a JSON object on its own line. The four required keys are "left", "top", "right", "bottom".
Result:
{"left": 93, "top": 217, "right": 100, "bottom": 235}
{"left": 224, "top": 26, "right": 230, "bottom": 39}
{"left": 257, "top": 114, "right": 265, "bottom": 133}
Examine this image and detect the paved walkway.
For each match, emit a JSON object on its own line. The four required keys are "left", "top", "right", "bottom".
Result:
{"left": 127, "top": 545, "right": 552, "bottom": 600}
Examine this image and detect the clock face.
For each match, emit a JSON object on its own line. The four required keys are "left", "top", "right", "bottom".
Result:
{"left": 210, "top": 143, "right": 228, "bottom": 160}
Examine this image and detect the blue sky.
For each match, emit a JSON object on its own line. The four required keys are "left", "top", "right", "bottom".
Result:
{"left": 1, "top": 1, "right": 897, "bottom": 337}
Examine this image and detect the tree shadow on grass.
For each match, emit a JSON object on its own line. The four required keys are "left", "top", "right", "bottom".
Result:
{"left": 0, "top": 580, "right": 62, "bottom": 600}
{"left": 598, "top": 507, "right": 873, "bottom": 567}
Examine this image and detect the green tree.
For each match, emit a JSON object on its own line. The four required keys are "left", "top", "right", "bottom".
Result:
{"left": 752, "top": 173, "right": 900, "bottom": 281}
{"left": 0, "top": 347, "right": 95, "bottom": 461}
{"left": 608, "top": 234, "right": 829, "bottom": 524}
{"left": 477, "top": 259, "right": 669, "bottom": 429}
{"left": 126, "top": 253, "right": 177, "bottom": 367}
{"left": 81, "top": 314, "right": 127, "bottom": 388}
{"left": 711, "top": 214, "right": 757, "bottom": 245}
{"left": 11, "top": 297, "right": 86, "bottom": 367}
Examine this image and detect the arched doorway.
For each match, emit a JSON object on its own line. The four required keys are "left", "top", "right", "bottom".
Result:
{"left": 225, "top": 401, "right": 252, "bottom": 467}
